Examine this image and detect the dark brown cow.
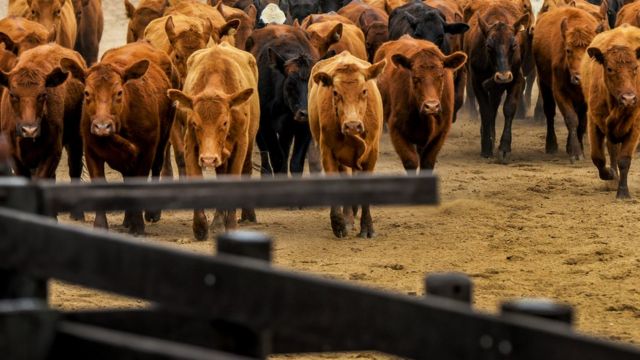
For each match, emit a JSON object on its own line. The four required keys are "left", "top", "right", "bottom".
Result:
{"left": 338, "top": 0, "right": 389, "bottom": 62}
{"left": 0, "top": 16, "right": 54, "bottom": 56}
{"left": 61, "top": 42, "right": 174, "bottom": 234}
{"left": 582, "top": 24, "right": 640, "bottom": 199}
{"left": 0, "top": 44, "right": 85, "bottom": 221}
{"left": 124, "top": 0, "right": 169, "bottom": 43}
{"left": 72, "top": 0, "right": 103, "bottom": 65}
{"left": 215, "top": 1, "right": 257, "bottom": 50}
{"left": 375, "top": 36, "right": 466, "bottom": 171}
{"left": 533, "top": 6, "right": 601, "bottom": 161}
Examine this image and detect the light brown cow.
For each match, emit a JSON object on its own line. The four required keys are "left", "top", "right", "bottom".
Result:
{"left": 9, "top": 0, "right": 77, "bottom": 48}
{"left": 164, "top": 0, "right": 237, "bottom": 45}
{"left": 301, "top": 12, "right": 355, "bottom": 28}
{"left": 124, "top": 0, "right": 169, "bottom": 43}
{"left": 581, "top": 24, "right": 640, "bottom": 199}
{"left": 168, "top": 42, "right": 260, "bottom": 240}
{"left": 0, "top": 16, "right": 54, "bottom": 56}
{"left": 616, "top": 1, "right": 640, "bottom": 26}
{"left": 375, "top": 36, "right": 466, "bottom": 171}
{"left": 306, "top": 20, "right": 368, "bottom": 60}
{"left": 61, "top": 42, "right": 174, "bottom": 233}
{"left": 308, "top": 51, "right": 385, "bottom": 238}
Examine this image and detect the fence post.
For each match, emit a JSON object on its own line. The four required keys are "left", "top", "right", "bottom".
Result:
{"left": 501, "top": 298, "right": 574, "bottom": 325}
{"left": 425, "top": 272, "right": 473, "bottom": 305}
{"left": 216, "top": 231, "right": 273, "bottom": 359}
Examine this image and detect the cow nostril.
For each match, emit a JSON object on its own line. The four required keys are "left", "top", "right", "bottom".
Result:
{"left": 21, "top": 125, "right": 39, "bottom": 137}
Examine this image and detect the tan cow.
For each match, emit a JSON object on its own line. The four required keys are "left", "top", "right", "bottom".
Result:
{"left": 124, "top": 0, "right": 169, "bottom": 43}
{"left": 168, "top": 42, "right": 259, "bottom": 240}
{"left": 616, "top": 1, "right": 640, "bottom": 26}
{"left": 581, "top": 24, "right": 640, "bottom": 199}
{"left": 9, "top": 0, "right": 77, "bottom": 48}
{"left": 306, "top": 20, "right": 368, "bottom": 60}
{"left": 0, "top": 16, "right": 54, "bottom": 55}
{"left": 308, "top": 51, "right": 385, "bottom": 238}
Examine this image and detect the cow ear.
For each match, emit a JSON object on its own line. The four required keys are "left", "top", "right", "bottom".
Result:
{"left": 123, "top": 60, "right": 149, "bottom": 83}
{"left": 560, "top": 17, "right": 568, "bottom": 43}
{"left": 219, "top": 19, "right": 241, "bottom": 38}
{"left": 203, "top": 18, "right": 214, "bottom": 40}
{"left": 513, "top": 14, "right": 529, "bottom": 33}
{"left": 599, "top": 0, "right": 609, "bottom": 20}
{"left": 365, "top": 59, "right": 386, "bottom": 80}
{"left": 45, "top": 68, "right": 69, "bottom": 88}
{"left": 567, "top": 0, "right": 577, "bottom": 7}
{"left": 245, "top": 4, "right": 257, "bottom": 20}
{"left": 326, "top": 23, "right": 343, "bottom": 45}
{"left": 405, "top": 12, "right": 418, "bottom": 27}
{"left": 60, "top": 57, "right": 86, "bottom": 83}
{"left": 167, "top": 89, "right": 194, "bottom": 110}
{"left": 587, "top": 47, "right": 605, "bottom": 64}
{"left": 268, "top": 48, "right": 287, "bottom": 74}
{"left": 216, "top": 1, "right": 227, "bottom": 17}
{"left": 358, "top": 12, "right": 368, "bottom": 29}
{"left": 478, "top": 16, "right": 490, "bottom": 36}
{"left": 313, "top": 72, "right": 332, "bottom": 86}
{"left": 124, "top": 0, "right": 135, "bottom": 19}
{"left": 0, "top": 33, "right": 18, "bottom": 56}
{"left": 444, "top": 22, "right": 470, "bottom": 35}
{"left": 443, "top": 51, "right": 467, "bottom": 71}
{"left": 321, "top": 49, "right": 337, "bottom": 60}
{"left": 165, "top": 16, "right": 178, "bottom": 46}
{"left": 293, "top": 18, "right": 301, "bottom": 28}
{"left": 0, "top": 71, "right": 9, "bottom": 89}
{"left": 391, "top": 53, "right": 412, "bottom": 70}
{"left": 229, "top": 88, "right": 254, "bottom": 107}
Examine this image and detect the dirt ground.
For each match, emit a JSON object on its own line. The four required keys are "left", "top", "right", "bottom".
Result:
{"left": 1, "top": 0, "right": 639, "bottom": 357}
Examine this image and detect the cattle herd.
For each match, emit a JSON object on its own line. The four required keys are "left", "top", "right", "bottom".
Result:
{"left": 0, "top": 0, "right": 639, "bottom": 240}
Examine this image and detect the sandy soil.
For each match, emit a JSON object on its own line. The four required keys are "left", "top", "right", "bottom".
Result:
{"left": 1, "top": 0, "right": 638, "bottom": 356}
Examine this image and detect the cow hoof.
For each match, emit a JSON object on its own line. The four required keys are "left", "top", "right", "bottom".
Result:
{"left": 599, "top": 167, "right": 616, "bottom": 180}
{"left": 240, "top": 209, "right": 257, "bottom": 223}
{"left": 545, "top": 144, "right": 558, "bottom": 154}
{"left": 70, "top": 211, "right": 85, "bottom": 222}
{"left": 358, "top": 230, "right": 375, "bottom": 238}
{"left": 480, "top": 151, "right": 493, "bottom": 159}
{"left": 210, "top": 217, "right": 225, "bottom": 234}
{"left": 129, "top": 225, "right": 145, "bottom": 236}
{"left": 145, "top": 210, "right": 161, "bottom": 223}
{"left": 616, "top": 188, "right": 631, "bottom": 200}
{"left": 193, "top": 226, "right": 208, "bottom": 241}
{"left": 333, "top": 227, "right": 348, "bottom": 238}
{"left": 93, "top": 221, "right": 108, "bottom": 230}
{"left": 122, "top": 216, "right": 131, "bottom": 228}
{"left": 496, "top": 151, "right": 511, "bottom": 164}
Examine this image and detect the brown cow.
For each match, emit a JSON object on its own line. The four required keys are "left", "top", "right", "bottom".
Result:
{"left": 534, "top": 6, "right": 602, "bottom": 161}
{"left": 0, "top": 44, "right": 85, "bottom": 210}
{"left": 164, "top": 0, "right": 233, "bottom": 43}
{"left": 301, "top": 13, "right": 355, "bottom": 28}
{"left": 339, "top": 0, "right": 389, "bottom": 62}
{"left": 616, "top": 1, "right": 640, "bottom": 26}
{"left": 375, "top": 36, "right": 466, "bottom": 171}
{"left": 60, "top": 42, "right": 174, "bottom": 234}
{"left": 72, "top": 0, "right": 103, "bottom": 65}
{"left": 215, "top": 1, "right": 257, "bottom": 51}
{"left": 167, "top": 43, "right": 259, "bottom": 240}
{"left": 308, "top": 51, "right": 385, "bottom": 238}
{"left": 124, "top": 0, "right": 169, "bottom": 43}
{"left": 0, "top": 16, "right": 54, "bottom": 56}
{"left": 10, "top": 0, "right": 77, "bottom": 48}
{"left": 306, "top": 20, "right": 368, "bottom": 60}
{"left": 582, "top": 24, "right": 640, "bottom": 199}
{"left": 539, "top": 0, "right": 608, "bottom": 20}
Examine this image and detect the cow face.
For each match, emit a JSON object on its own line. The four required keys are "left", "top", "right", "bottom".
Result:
{"left": 164, "top": 17, "right": 213, "bottom": 80}
{"left": 362, "top": 20, "right": 388, "bottom": 63}
{"left": 313, "top": 60, "right": 386, "bottom": 136}
{"left": 71, "top": 0, "right": 90, "bottom": 24}
{"left": 560, "top": 19, "right": 595, "bottom": 86}
{"left": 269, "top": 49, "right": 313, "bottom": 122}
{"left": 61, "top": 58, "right": 149, "bottom": 137}
{"left": 307, "top": 22, "right": 343, "bottom": 59}
{"left": 478, "top": 14, "right": 529, "bottom": 84}
{"left": 168, "top": 88, "right": 254, "bottom": 169}
{"left": 0, "top": 24, "right": 53, "bottom": 57}
{"left": 392, "top": 49, "right": 467, "bottom": 116}
{"left": 398, "top": 7, "right": 469, "bottom": 53}
{"left": 0, "top": 66, "right": 68, "bottom": 138}
{"left": 25, "top": 0, "right": 66, "bottom": 41}
{"left": 125, "top": 0, "right": 164, "bottom": 43}
{"left": 288, "top": 0, "right": 320, "bottom": 22}
{"left": 588, "top": 45, "right": 640, "bottom": 108}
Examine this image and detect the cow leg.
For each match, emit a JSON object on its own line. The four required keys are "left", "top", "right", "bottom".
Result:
{"left": 540, "top": 80, "right": 557, "bottom": 154}
{"left": 289, "top": 122, "right": 312, "bottom": 176}
{"left": 307, "top": 142, "right": 322, "bottom": 174}
{"left": 256, "top": 131, "right": 274, "bottom": 176}
{"left": 453, "top": 67, "right": 467, "bottom": 123}
{"left": 473, "top": 79, "right": 498, "bottom": 158}
{"left": 419, "top": 132, "right": 447, "bottom": 171}
{"left": 616, "top": 132, "right": 640, "bottom": 199}
{"left": 277, "top": 125, "right": 295, "bottom": 174}
{"left": 66, "top": 138, "right": 85, "bottom": 221}
{"left": 389, "top": 119, "right": 418, "bottom": 173}
{"left": 589, "top": 119, "right": 616, "bottom": 180}
{"left": 124, "top": 174, "right": 146, "bottom": 236}
{"left": 240, "top": 138, "right": 257, "bottom": 224}
{"left": 263, "top": 128, "right": 285, "bottom": 176}
{"left": 356, "top": 160, "right": 376, "bottom": 238}
{"left": 185, "top": 134, "right": 208, "bottom": 241}
{"left": 464, "top": 73, "right": 478, "bottom": 118}
{"left": 553, "top": 87, "right": 581, "bottom": 162}
{"left": 86, "top": 153, "right": 108, "bottom": 230}
{"left": 339, "top": 165, "right": 355, "bottom": 232}
{"left": 576, "top": 102, "right": 587, "bottom": 155}
{"left": 606, "top": 139, "right": 620, "bottom": 180}
{"left": 162, "top": 146, "right": 174, "bottom": 179}
{"left": 498, "top": 77, "right": 525, "bottom": 164}
{"left": 517, "top": 71, "right": 535, "bottom": 119}
{"left": 146, "top": 116, "right": 174, "bottom": 224}
{"left": 220, "top": 145, "right": 248, "bottom": 232}
{"left": 321, "top": 145, "right": 347, "bottom": 238}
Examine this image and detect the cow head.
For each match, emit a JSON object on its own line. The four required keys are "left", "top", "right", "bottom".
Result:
{"left": 168, "top": 88, "right": 254, "bottom": 169}
{"left": 125, "top": 0, "right": 165, "bottom": 43}
{"left": 313, "top": 59, "right": 386, "bottom": 136}
{"left": 560, "top": 19, "right": 596, "bottom": 86}
{"left": 288, "top": 0, "right": 320, "bottom": 22}
{"left": 269, "top": 48, "right": 314, "bottom": 122}
{"left": 307, "top": 22, "right": 343, "bottom": 58}
{"left": 588, "top": 45, "right": 640, "bottom": 108}
{"left": 358, "top": 13, "right": 388, "bottom": 63}
{"left": 0, "top": 65, "right": 69, "bottom": 138}
{"left": 25, "top": 0, "right": 66, "bottom": 42}
{"left": 61, "top": 57, "right": 148, "bottom": 136}
{"left": 478, "top": 14, "right": 529, "bottom": 84}
{"left": 0, "top": 21, "right": 53, "bottom": 56}
{"left": 217, "top": 2, "right": 256, "bottom": 51}
{"left": 392, "top": 48, "right": 467, "bottom": 116}
{"left": 165, "top": 17, "right": 211, "bottom": 79}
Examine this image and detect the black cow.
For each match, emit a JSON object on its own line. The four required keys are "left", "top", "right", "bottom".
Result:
{"left": 388, "top": 1, "right": 469, "bottom": 54}
{"left": 286, "top": 0, "right": 349, "bottom": 22}
{"left": 252, "top": 25, "right": 319, "bottom": 176}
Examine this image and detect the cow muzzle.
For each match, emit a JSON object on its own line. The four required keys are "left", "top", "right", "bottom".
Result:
{"left": 16, "top": 124, "right": 40, "bottom": 139}
{"left": 91, "top": 120, "right": 115, "bottom": 137}
{"left": 620, "top": 92, "right": 638, "bottom": 107}
{"left": 421, "top": 100, "right": 441, "bottom": 115}
{"left": 294, "top": 109, "right": 308, "bottom": 122}
{"left": 341, "top": 120, "right": 365, "bottom": 136}
{"left": 199, "top": 154, "right": 222, "bottom": 169}
{"left": 570, "top": 74, "right": 581, "bottom": 86}
{"left": 493, "top": 71, "right": 513, "bottom": 84}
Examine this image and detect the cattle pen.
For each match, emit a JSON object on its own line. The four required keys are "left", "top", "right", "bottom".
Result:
{"left": 1, "top": 167, "right": 640, "bottom": 359}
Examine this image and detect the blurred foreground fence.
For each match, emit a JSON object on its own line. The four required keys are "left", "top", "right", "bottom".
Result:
{"left": 0, "top": 173, "right": 639, "bottom": 360}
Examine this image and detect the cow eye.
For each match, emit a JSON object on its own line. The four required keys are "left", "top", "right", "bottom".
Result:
{"left": 223, "top": 120, "right": 229, "bottom": 127}
{"left": 31, "top": 10, "right": 37, "bottom": 16}
{"left": 54, "top": 9, "right": 61, "bottom": 16}
{"left": 607, "top": 67, "right": 614, "bottom": 73}
{"left": 333, "top": 90, "right": 338, "bottom": 97}
{"left": 115, "top": 90, "right": 123, "bottom": 98}
{"left": 362, "top": 88, "right": 367, "bottom": 96}
{"left": 565, "top": 48, "right": 571, "bottom": 54}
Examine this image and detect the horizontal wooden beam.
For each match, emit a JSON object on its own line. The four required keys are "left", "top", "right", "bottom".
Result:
{"left": 0, "top": 209, "right": 638, "bottom": 359}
